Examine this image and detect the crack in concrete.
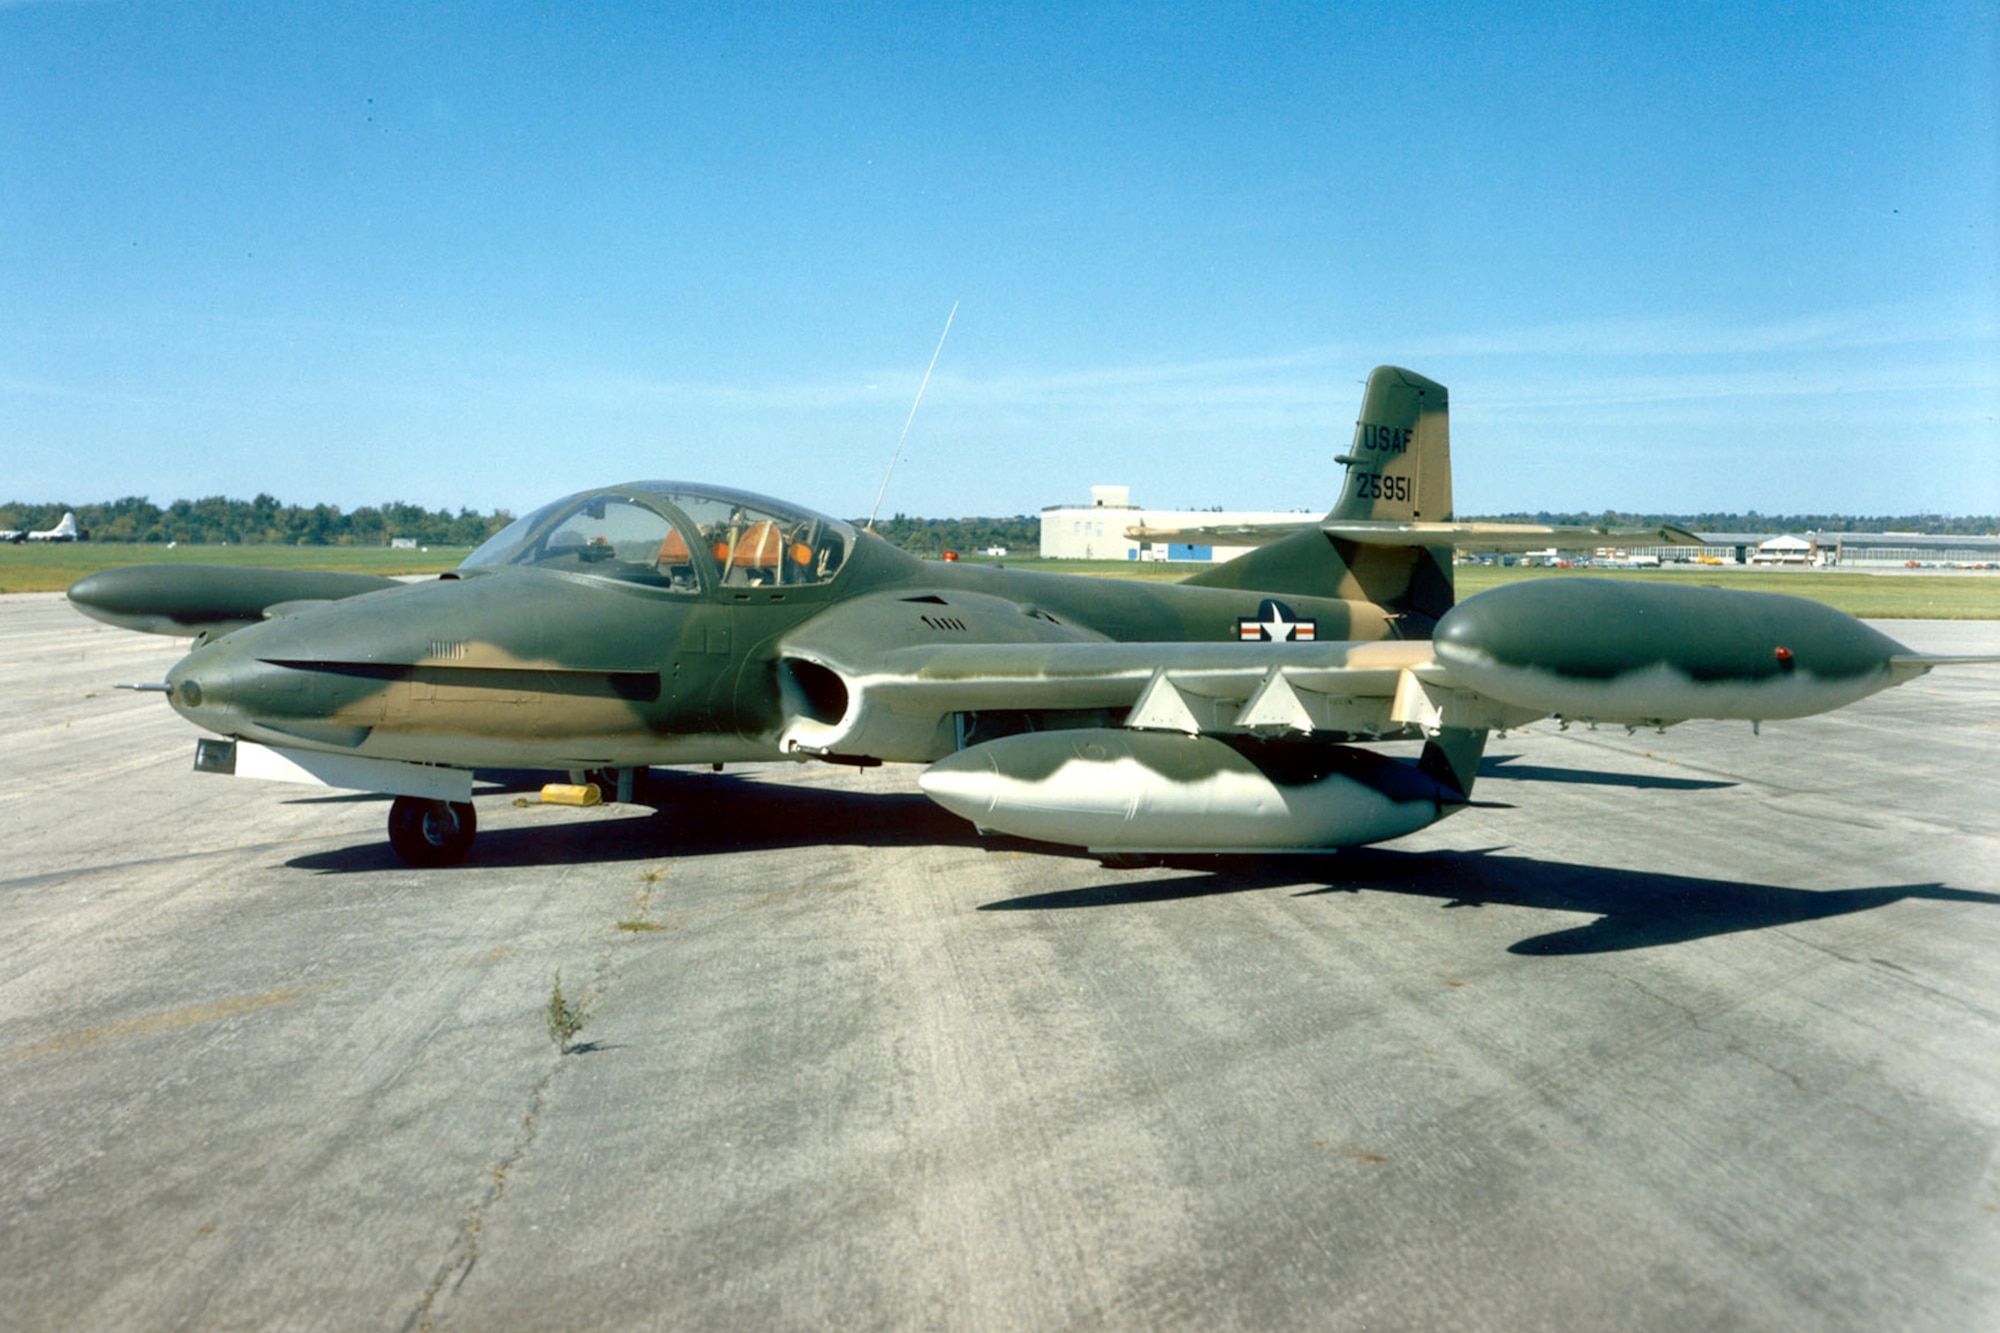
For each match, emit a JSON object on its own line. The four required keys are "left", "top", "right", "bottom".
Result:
{"left": 1607, "top": 967, "right": 1901, "bottom": 1126}
{"left": 401, "top": 1067, "right": 559, "bottom": 1333}
{"left": 400, "top": 862, "right": 668, "bottom": 1331}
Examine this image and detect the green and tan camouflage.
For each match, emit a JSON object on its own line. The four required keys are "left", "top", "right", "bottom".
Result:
{"left": 67, "top": 366, "right": 1995, "bottom": 865}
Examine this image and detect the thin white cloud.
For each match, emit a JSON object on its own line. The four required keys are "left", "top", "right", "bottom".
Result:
{"left": 500, "top": 302, "right": 1997, "bottom": 423}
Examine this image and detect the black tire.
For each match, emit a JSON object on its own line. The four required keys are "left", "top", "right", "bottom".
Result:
{"left": 387, "top": 796, "right": 477, "bottom": 867}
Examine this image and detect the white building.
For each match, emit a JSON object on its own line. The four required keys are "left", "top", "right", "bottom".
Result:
{"left": 1039, "top": 485, "right": 1315, "bottom": 562}
{"left": 1751, "top": 534, "right": 1813, "bottom": 565}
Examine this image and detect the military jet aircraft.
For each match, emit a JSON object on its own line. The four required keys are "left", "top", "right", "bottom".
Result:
{"left": 68, "top": 366, "right": 1994, "bottom": 866}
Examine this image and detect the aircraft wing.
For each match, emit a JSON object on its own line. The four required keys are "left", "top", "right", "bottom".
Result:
{"left": 1126, "top": 519, "right": 1706, "bottom": 551}
{"left": 778, "top": 576, "right": 1970, "bottom": 765}
{"left": 776, "top": 637, "right": 1544, "bottom": 761}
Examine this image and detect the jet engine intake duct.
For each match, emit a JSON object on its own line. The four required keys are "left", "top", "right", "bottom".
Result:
{"left": 774, "top": 655, "right": 955, "bottom": 761}
{"left": 778, "top": 657, "right": 849, "bottom": 726}
{"left": 919, "top": 728, "right": 1463, "bottom": 852}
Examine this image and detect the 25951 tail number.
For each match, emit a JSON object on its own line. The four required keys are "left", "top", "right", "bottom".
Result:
{"left": 1354, "top": 473, "right": 1411, "bottom": 503}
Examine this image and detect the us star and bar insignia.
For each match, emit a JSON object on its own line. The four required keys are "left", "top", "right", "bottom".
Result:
{"left": 1237, "top": 598, "right": 1317, "bottom": 642}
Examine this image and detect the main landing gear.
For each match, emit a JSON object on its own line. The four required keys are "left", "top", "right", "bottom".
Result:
{"left": 388, "top": 796, "right": 478, "bottom": 867}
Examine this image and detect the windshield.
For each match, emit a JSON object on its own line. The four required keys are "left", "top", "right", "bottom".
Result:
{"left": 461, "top": 482, "right": 854, "bottom": 591}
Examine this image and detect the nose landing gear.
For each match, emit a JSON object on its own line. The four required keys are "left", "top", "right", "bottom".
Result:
{"left": 388, "top": 796, "right": 478, "bottom": 867}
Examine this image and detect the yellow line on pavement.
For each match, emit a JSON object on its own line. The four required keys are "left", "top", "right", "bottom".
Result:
{"left": 10, "top": 985, "right": 317, "bottom": 1060}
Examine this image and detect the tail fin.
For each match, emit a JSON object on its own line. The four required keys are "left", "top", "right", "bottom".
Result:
{"left": 1184, "top": 365, "right": 1456, "bottom": 634}
{"left": 1328, "top": 366, "right": 1451, "bottom": 523}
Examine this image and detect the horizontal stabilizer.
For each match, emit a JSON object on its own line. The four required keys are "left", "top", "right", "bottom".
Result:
{"left": 1322, "top": 520, "right": 1706, "bottom": 551}
{"left": 1126, "top": 520, "right": 1706, "bottom": 551}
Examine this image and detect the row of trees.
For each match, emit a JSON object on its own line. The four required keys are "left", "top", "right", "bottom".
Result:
{"left": 857, "top": 514, "right": 1042, "bottom": 555}
{"left": 863, "top": 511, "right": 2000, "bottom": 553}
{"left": 1477, "top": 510, "right": 2000, "bottom": 535}
{"left": 2, "top": 497, "right": 1990, "bottom": 551}
{"left": 0, "top": 496, "right": 516, "bottom": 547}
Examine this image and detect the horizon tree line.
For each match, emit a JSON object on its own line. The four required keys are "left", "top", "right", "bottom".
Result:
{"left": 1, "top": 495, "right": 1992, "bottom": 551}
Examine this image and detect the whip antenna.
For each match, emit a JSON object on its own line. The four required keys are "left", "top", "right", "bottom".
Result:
{"left": 867, "top": 301, "right": 958, "bottom": 532}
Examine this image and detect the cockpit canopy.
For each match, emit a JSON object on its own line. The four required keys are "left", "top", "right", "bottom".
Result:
{"left": 461, "top": 483, "right": 855, "bottom": 593}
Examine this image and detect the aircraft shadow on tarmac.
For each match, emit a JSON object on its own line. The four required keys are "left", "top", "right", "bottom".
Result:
{"left": 1476, "top": 752, "right": 1736, "bottom": 791}
{"left": 285, "top": 771, "right": 988, "bottom": 873}
{"left": 981, "top": 848, "right": 2000, "bottom": 955}
{"left": 280, "top": 769, "right": 1997, "bottom": 956}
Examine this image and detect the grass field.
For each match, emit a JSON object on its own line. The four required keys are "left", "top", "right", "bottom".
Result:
{"left": 6, "top": 544, "right": 1996, "bottom": 618}
{"left": 1449, "top": 564, "right": 2000, "bottom": 620}
{"left": 0, "top": 543, "right": 473, "bottom": 595}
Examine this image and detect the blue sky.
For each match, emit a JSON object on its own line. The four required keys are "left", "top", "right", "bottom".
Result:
{"left": 4, "top": 1, "right": 1996, "bottom": 520}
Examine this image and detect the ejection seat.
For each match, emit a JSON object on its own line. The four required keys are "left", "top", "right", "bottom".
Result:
{"left": 722, "top": 520, "right": 815, "bottom": 585}
{"left": 655, "top": 527, "right": 704, "bottom": 591}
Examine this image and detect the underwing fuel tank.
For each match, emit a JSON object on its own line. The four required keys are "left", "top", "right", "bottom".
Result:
{"left": 1432, "top": 579, "right": 1910, "bottom": 724}
{"left": 918, "top": 728, "right": 1464, "bottom": 852}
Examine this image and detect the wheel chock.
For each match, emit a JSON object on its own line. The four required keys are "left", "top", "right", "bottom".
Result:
{"left": 540, "top": 782, "right": 602, "bottom": 807}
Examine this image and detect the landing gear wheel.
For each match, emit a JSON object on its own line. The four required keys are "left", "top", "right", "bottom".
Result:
{"left": 388, "top": 796, "right": 477, "bottom": 867}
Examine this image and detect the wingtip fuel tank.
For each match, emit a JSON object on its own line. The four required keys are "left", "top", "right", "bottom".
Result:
{"left": 1433, "top": 579, "right": 1909, "bottom": 725}
{"left": 68, "top": 564, "right": 401, "bottom": 637}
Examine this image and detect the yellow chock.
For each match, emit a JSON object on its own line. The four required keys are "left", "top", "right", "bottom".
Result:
{"left": 540, "top": 782, "right": 602, "bottom": 807}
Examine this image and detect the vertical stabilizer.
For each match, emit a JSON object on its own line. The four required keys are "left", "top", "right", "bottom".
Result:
{"left": 1183, "top": 364, "right": 1455, "bottom": 633}
{"left": 1327, "top": 366, "right": 1451, "bottom": 523}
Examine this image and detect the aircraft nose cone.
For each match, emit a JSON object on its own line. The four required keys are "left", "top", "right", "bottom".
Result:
{"left": 164, "top": 637, "right": 300, "bottom": 736}
{"left": 165, "top": 646, "right": 235, "bottom": 732}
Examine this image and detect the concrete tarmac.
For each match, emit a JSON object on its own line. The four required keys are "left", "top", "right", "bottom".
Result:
{"left": 2, "top": 591, "right": 1997, "bottom": 1331}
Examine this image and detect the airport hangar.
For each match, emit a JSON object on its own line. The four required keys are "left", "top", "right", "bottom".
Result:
{"left": 1589, "top": 531, "right": 2000, "bottom": 568}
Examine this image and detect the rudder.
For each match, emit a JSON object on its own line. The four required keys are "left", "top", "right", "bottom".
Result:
{"left": 1327, "top": 366, "right": 1451, "bottom": 523}
{"left": 1182, "top": 364, "right": 1456, "bottom": 634}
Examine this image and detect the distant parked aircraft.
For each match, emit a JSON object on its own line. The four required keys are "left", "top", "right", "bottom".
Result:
{"left": 25, "top": 512, "right": 81, "bottom": 542}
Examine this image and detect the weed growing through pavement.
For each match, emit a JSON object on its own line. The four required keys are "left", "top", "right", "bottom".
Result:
{"left": 545, "top": 970, "right": 597, "bottom": 1054}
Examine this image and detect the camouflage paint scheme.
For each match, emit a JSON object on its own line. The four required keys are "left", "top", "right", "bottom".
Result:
{"left": 67, "top": 367, "right": 1987, "bottom": 864}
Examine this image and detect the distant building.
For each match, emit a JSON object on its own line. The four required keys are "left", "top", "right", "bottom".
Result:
{"left": 390, "top": 537, "right": 419, "bottom": 550}
{"left": 1590, "top": 530, "right": 2000, "bottom": 569}
{"left": 1751, "top": 534, "right": 1812, "bottom": 565}
{"left": 1812, "top": 532, "right": 2000, "bottom": 568}
{"left": 1039, "top": 486, "right": 1313, "bottom": 562}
